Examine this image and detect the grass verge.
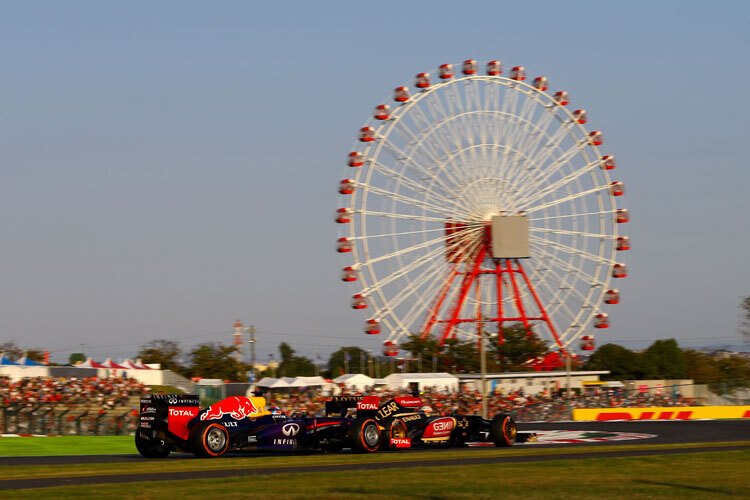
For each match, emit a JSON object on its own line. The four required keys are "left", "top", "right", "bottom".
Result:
{"left": 0, "top": 441, "right": 748, "bottom": 480}
{"left": 0, "top": 436, "right": 134, "bottom": 457}
{"left": 2, "top": 449, "right": 749, "bottom": 499}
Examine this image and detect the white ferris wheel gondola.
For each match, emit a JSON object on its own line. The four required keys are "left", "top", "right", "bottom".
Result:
{"left": 336, "top": 60, "right": 629, "bottom": 364}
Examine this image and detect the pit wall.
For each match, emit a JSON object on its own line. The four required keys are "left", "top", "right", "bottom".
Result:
{"left": 573, "top": 406, "right": 750, "bottom": 421}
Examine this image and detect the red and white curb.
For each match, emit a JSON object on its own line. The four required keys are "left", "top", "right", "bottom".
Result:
{"left": 1, "top": 434, "right": 57, "bottom": 438}
{"left": 467, "top": 430, "right": 657, "bottom": 446}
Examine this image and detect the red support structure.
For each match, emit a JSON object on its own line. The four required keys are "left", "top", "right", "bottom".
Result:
{"left": 420, "top": 221, "right": 568, "bottom": 369}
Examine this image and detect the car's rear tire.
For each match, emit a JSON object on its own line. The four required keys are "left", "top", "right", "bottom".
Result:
{"left": 348, "top": 418, "right": 381, "bottom": 453}
{"left": 380, "top": 418, "right": 407, "bottom": 450}
{"left": 490, "top": 414, "right": 516, "bottom": 447}
{"left": 135, "top": 432, "right": 171, "bottom": 458}
{"left": 189, "top": 421, "right": 230, "bottom": 457}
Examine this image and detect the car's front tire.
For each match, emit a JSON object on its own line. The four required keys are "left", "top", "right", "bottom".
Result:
{"left": 490, "top": 414, "right": 516, "bottom": 447}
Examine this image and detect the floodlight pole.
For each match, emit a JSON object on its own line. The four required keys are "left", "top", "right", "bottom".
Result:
{"left": 480, "top": 323, "right": 488, "bottom": 419}
{"left": 248, "top": 325, "right": 256, "bottom": 380}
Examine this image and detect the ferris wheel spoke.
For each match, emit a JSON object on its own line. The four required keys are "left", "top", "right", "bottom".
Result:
{"left": 520, "top": 184, "right": 610, "bottom": 214}
{"left": 529, "top": 208, "right": 617, "bottom": 222}
{"left": 513, "top": 136, "right": 594, "bottom": 205}
{"left": 366, "top": 158, "right": 473, "bottom": 215}
{"left": 512, "top": 157, "right": 602, "bottom": 209}
{"left": 361, "top": 182, "right": 475, "bottom": 220}
{"left": 360, "top": 244, "right": 448, "bottom": 296}
{"left": 517, "top": 103, "right": 558, "bottom": 162}
{"left": 359, "top": 209, "right": 462, "bottom": 224}
{"left": 377, "top": 257, "right": 450, "bottom": 317}
{"left": 528, "top": 234, "right": 615, "bottom": 267}
{"left": 350, "top": 226, "right": 447, "bottom": 242}
{"left": 529, "top": 226, "right": 615, "bottom": 240}
{"left": 524, "top": 255, "right": 587, "bottom": 323}
{"left": 529, "top": 240, "right": 603, "bottom": 288}
{"left": 364, "top": 227, "right": 481, "bottom": 266}
{"left": 377, "top": 137, "right": 472, "bottom": 208}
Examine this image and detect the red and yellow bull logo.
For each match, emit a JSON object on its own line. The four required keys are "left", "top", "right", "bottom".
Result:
{"left": 201, "top": 396, "right": 265, "bottom": 420}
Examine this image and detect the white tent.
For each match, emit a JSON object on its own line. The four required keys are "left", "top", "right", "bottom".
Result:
{"left": 382, "top": 372, "right": 459, "bottom": 392}
{"left": 333, "top": 373, "right": 374, "bottom": 392}
{"left": 256, "top": 377, "right": 279, "bottom": 387}
{"left": 289, "top": 376, "right": 328, "bottom": 387}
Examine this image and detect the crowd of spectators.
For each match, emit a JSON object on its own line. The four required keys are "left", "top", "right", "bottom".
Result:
{"left": 0, "top": 375, "right": 697, "bottom": 432}
{"left": 0, "top": 375, "right": 145, "bottom": 410}
{"left": 264, "top": 384, "right": 696, "bottom": 421}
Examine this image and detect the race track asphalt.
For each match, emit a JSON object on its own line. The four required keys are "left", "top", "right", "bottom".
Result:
{"left": 0, "top": 420, "right": 748, "bottom": 490}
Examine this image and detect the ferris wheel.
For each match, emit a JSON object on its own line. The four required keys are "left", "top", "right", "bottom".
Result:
{"left": 336, "top": 59, "right": 629, "bottom": 366}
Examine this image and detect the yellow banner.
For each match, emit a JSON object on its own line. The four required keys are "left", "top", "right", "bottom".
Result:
{"left": 573, "top": 406, "right": 750, "bottom": 421}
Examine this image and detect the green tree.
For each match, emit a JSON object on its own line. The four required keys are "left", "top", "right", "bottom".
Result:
{"left": 400, "top": 334, "right": 442, "bottom": 372}
{"left": 740, "top": 296, "right": 750, "bottom": 343}
{"left": 326, "top": 346, "right": 368, "bottom": 376}
{"left": 493, "top": 324, "right": 549, "bottom": 372}
{"left": 136, "top": 340, "right": 186, "bottom": 375}
{"left": 583, "top": 343, "right": 644, "bottom": 380}
{"left": 0, "top": 341, "right": 45, "bottom": 362}
{"left": 187, "top": 342, "right": 244, "bottom": 381}
{"left": 683, "top": 349, "right": 722, "bottom": 383}
{"left": 277, "top": 342, "right": 315, "bottom": 377}
{"left": 642, "top": 339, "right": 687, "bottom": 379}
{"left": 442, "top": 338, "right": 480, "bottom": 373}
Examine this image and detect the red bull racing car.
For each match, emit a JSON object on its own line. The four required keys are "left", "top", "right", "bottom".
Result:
{"left": 135, "top": 394, "right": 522, "bottom": 458}
{"left": 136, "top": 394, "right": 384, "bottom": 458}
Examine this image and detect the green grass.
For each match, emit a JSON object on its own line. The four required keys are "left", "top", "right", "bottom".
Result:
{"left": 1, "top": 450, "right": 748, "bottom": 499}
{"left": 0, "top": 436, "right": 134, "bottom": 456}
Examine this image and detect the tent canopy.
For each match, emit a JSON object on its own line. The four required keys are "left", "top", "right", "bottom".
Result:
{"left": 100, "top": 358, "right": 127, "bottom": 369}
{"left": 77, "top": 357, "right": 106, "bottom": 368}
{"left": 16, "top": 355, "right": 43, "bottom": 366}
{"left": 0, "top": 352, "right": 20, "bottom": 365}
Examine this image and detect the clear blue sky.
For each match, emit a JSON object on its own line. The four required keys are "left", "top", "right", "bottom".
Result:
{"left": 2, "top": 1, "right": 749, "bottom": 363}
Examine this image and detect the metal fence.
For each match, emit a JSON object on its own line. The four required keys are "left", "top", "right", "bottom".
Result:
{"left": 0, "top": 404, "right": 138, "bottom": 436}
{"left": 2, "top": 380, "right": 747, "bottom": 434}
{"left": 508, "top": 379, "right": 750, "bottom": 422}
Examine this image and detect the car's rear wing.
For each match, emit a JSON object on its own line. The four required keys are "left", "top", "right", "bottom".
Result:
{"left": 140, "top": 393, "right": 200, "bottom": 440}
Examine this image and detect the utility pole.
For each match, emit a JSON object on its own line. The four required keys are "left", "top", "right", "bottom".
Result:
{"left": 566, "top": 350, "right": 572, "bottom": 419}
{"left": 479, "top": 324, "right": 488, "bottom": 419}
{"left": 248, "top": 325, "right": 256, "bottom": 382}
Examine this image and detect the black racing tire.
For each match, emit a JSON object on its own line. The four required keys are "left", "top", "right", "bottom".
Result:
{"left": 490, "top": 414, "right": 517, "bottom": 447}
{"left": 348, "top": 418, "right": 381, "bottom": 453}
{"left": 379, "top": 418, "right": 407, "bottom": 450}
{"left": 188, "top": 421, "right": 230, "bottom": 457}
{"left": 135, "top": 433, "right": 171, "bottom": 458}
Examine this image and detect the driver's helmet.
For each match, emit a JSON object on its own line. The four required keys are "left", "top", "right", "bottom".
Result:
{"left": 420, "top": 405, "right": 434, "bottom": 415}
{"left": 267, "top": 406, "right": 284, "bottom": 415}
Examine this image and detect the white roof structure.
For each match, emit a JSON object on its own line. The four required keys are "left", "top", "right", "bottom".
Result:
{"left": 333, "top": 373, "right": 374, "bottom": 391}
{"left": 382, "top": 372, "right": 459, "bottom": 392}
{"left": 289, "top": 376, "right": 328, "bottom": 387}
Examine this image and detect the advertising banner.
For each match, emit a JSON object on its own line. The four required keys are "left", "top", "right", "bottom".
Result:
{"left": 573, "top": 406, "right": 750, "bottom": 421}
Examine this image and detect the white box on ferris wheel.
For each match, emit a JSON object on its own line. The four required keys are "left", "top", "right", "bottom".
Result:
{"left": 490, "top": 215, "right": 530, "bottom": 259}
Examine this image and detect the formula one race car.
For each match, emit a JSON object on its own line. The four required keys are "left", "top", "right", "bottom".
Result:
{"left": 331, "top": 395, "right": 526, "bottom": 449}
{"left": 136, "top": 394, "right": 383, "bottom": 458}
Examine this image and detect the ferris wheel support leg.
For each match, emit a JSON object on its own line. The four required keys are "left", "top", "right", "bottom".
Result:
{"left": 494, "top": 259, "right": 505, "bottom": 344}
{"left": 514, "top": 259, "right": 566, "bottom": 353}
{"left": 506, "top": 259, "right": 532, "bottom": 334}
{"left": 420, "top": 263, "right": 462, "bottom": 339}
{"left": 439, "top": 246, "right": 487, "bottom": 344}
